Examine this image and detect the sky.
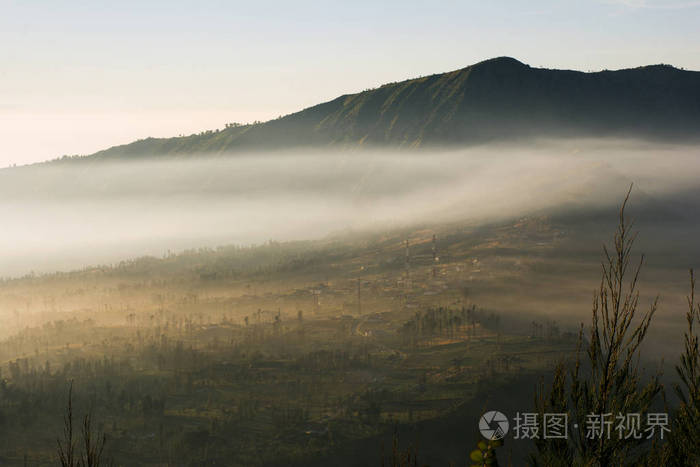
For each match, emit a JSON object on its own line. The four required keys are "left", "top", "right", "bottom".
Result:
{"left": 1, "top": 0, "right": 699, "bottom": 166}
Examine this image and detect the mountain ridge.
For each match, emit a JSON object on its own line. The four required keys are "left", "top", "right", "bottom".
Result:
{"left": 58, "top": 57, "right": 700, "bottom": 162}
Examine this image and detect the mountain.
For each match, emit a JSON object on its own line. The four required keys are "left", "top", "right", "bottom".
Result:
{"left": 84, "top": 57, "right": 700, "bottom": 160}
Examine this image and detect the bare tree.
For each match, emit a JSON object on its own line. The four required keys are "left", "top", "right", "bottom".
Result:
{"left": 57, "top": 381, "right": 108, "bottom": 467}
{"left": 80, "top": 407, "right": 107, "bottom": 467}
{"left": 57, "top": 382, "right": 76, "bottom": 467}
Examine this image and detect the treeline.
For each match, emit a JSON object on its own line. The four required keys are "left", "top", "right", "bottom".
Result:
{"left": 398, "top": 305, "right": 501, "bottom": 346}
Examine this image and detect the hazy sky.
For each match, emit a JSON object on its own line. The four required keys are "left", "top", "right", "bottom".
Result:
{"left": 2, "top": 0, "right": 699, "bottom": 166}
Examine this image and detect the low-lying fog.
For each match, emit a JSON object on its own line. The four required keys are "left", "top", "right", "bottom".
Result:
{"left": 1, "top": 138, "right": 699, "bottom": 277}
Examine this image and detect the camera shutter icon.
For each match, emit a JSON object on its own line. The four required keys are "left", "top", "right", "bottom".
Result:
{"left": 479, "top": 411, "right": 509, "bottom": 440}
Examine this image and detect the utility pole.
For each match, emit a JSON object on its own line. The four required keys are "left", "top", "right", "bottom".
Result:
{"left": 432, "top": 234, "right": 438, "bottom": 278}
{"left": 404, "top": 238, "right": 410, "bottom": 285}
{"left": 403, "top": 239, "right": 411, "bottom": 310}
{"left": 357, "top": 266, "right": 364, "bottom": 315}
{"left": 312, "top": 289, "right": 320, "bottom": 312}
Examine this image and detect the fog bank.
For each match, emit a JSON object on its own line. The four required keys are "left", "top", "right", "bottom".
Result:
{"left": 1, "top": 139, "right": 699, "bottom": 276}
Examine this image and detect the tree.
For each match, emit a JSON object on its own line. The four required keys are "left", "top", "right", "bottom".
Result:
{"left": 663, "top": 270, "right": 700, "bottom": 466}
{"left": 531, "top": 187, "right": 662, "bottom": 466}
{"left": 57, "top": 382, "right": 108, "bottom": 467}
{"left": 57, "top": 383, "right": 77, "bottom": 467}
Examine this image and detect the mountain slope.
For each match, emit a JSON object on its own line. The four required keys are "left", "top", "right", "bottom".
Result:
{"left": 88, "top": 57, "right": 700, "bottom": 159}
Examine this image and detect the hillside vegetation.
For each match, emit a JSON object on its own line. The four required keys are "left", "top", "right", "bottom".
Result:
{"left": 73, "top": 57, "right": 700, "bottom": 161}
